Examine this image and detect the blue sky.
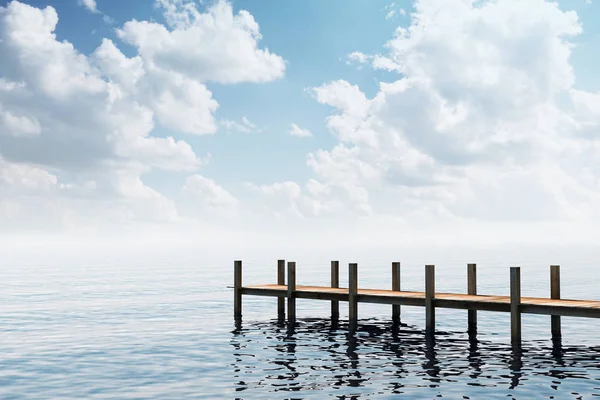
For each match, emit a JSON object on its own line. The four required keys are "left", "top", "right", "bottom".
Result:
{"left": 23, "top": 0, "right": 407, "bottom": 188}
{"left": 2, "top": 0, "right": 600, "bottom": 257}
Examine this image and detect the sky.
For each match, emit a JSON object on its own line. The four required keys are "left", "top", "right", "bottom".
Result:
{"left": 1, "top": 0, "right": 600, "bottom": 263}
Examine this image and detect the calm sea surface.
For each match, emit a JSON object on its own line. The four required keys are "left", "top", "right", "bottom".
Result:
{"left": 2, "top": 246, "right": 600, "bottom": 399}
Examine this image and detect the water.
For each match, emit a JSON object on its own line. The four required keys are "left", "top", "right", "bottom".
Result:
{"left": 2, "top": 247, "right": 600, "bottom": 399}
{"left": 232, "top": 320, "right": 600, "bottom": 399}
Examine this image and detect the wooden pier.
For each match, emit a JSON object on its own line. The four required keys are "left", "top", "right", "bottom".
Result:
{"left": 233, "top": 260, "right": 600, "bottom": 344}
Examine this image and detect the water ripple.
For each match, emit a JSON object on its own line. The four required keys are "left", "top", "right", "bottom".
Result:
{"left": 230, "top": 318, "right": 600, "bottom": 399}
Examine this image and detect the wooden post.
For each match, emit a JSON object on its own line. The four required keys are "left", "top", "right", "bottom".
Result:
{"left": 510, "top": 267, "right": 521, "bottom": 344}
{"left": 349, "top": 263, "right": 358, "bottom": 330}
{"left": 467, "top": 263, "right": 477, "bottom": 334}
{"left": 287, "top": 261, "right": 296, "bottom": 324}
{"left": 425, "top": 265, "right": 435, "bottom": 335}
{"left": 392, "top": 262, "right": 401, "bottom": 321}
{"left": 550, "top": 265, "right": 561, "bottom": 339}
{"left": 234, "top": 260, "right": 242, "bottom": 319}
{"left": 277, "top": 259, "right": 285, "bottom": 320}
{"left": 331, "top": 261, "right": 340, "bottom": 319}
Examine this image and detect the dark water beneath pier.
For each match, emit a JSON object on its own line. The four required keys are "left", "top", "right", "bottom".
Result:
{"left": 2, "top": 248, "right": 600, "bottom": 398}
{"left": 232, "top": 318, "right": 600, "bottom": 399}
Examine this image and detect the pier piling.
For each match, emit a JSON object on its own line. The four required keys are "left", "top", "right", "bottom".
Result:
{"left": 551, "top": 265, "right": 561, "bottom": 339}
{"left": 468, "top": 263, "right": 477, "bottom": 334}
{"left": 392, "top": 262, "right": 401, "bottom": 321}
{"left": 510, "top": 267, "right": 522, "bottom": 344}
{"left": 425, "top": 265, "right": 435, "bottom": 335}
{"left": 287, "top": 261, "right": 296, "bottom": 324}
{"left": 331, "top": 261, "right": 340, "bottom": 319}
{"left": 277, "top": 259, "right": 285, "bottom": 320}
{"left": 349, "top": 263, "right": 358, "bottom": 330}
{"left": 234, "top": 260, "right": 242, "bottom": 319}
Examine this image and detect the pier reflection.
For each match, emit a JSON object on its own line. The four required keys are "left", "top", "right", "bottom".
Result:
{"left": 509, "top": 344, "right": 523, "bottom": 389}
{"left": 230, "top": 318, "right": 600, "bottom": 398}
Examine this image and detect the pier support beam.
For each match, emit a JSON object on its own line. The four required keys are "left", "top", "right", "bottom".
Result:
{"left": 510, "top": 267, "right": 522, "bottom": 344}
{"left": 287, "top": 261, "right": 296, "bottom": 325}
{"left": 277, "top": 259, "right": 285, "bottom": 320}
{"left": 349, "top": 263, "right": 358, "bottom": 330}
{"left": 392, "top": 262, "right": 401, "bottom": 322}
{"left": 551, "top": 265, "right": 561, "bottom": 339}
{"left": 234, "top": 260, "right": 242, "bottom": 319}
{"left": 331, "top": 261, "right": 340, "bottom": 319}
{"left": 425, "top": 264, "right": 435, "bottom": 336}
{"left": 468, "top": 263, "right": 477, "bottom": 334}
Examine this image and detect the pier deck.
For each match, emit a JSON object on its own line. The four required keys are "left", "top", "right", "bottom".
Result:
{"left": 242, "top": 284, "right": 600, "bottom": 318}
{"left": 233, "top": 260, "right": 598, "bottom": 343}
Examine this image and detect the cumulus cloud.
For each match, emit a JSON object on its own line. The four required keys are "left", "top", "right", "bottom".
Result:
{"left": 0, "top": 158, "right": 58, "bottom": 192}
{"left": 254, "top": 0, "right": 600, "bottom": 226}
{"left": 246, "top": 180, "right": 349, "bottom": 220}
{"left": 0, "top": 0, "right": 285, "bottom": 232}
{"left": 0, "top": 107, "right": 42, "bottom": 137}
{"left": 347, "top": 51, "right": 370, "bottom": 67}
{"left": 183, "top": 174, "right": 240, "bottom": 217}
{"left": 118, "top": 0, "right": 286, "bottom": 85}
{"left": 288, "top": 123, "right": 312, "bottom": 138}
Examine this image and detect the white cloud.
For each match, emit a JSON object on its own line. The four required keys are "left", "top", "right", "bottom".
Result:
{"left": 118, "top": 0, "right": 286, "bottom": 85}
{"left": 384, "top": 2, "right": 396, "bottom": 20}
{"left": 347, "top": 51, "right": 370, "bottom": 67}
{"left": 0, "top": 0, "right": 285, "bottom": 232}
{"left": 0, "top": 158, "right": 58, "bottom": 192}
{"left": 288, "top": 123, "right": 312, "bottom": 138}
{"left": 383, "top": 2, "right": 405, "bottom": 21}
{"left": 247, "top": 181, "right": 306, "bottom": 219}
{"left": 313, "top": 80, "right": 369, "bottom": 120}
{"left": 78, "top": 0, "right": 98, "bottom": 13}
{"left": 92, "top": 38, "right": 220, "bottom": 136}
{"left": 183, "top": 174, "right": 240, "bottom": 217}
{"left": 143, "top": 68, "right": 220, "bottom": 135}
{"left": 0, "top": 108, "right": 42, "bottom": 137}
{"left": 247, "top": 180, "right": 350, "bottom": 219}
{"left": 254, "top": 0, "right": 600, "bottom": 228}
{"left": 221, "top": 116, "right": 259, "bottom": 133}
{"left": 102, "top": 14, "right": 116, "bottom": 25}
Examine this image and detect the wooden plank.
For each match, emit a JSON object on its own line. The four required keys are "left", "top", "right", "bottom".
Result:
{"left": 240, "top": 283, "right": 600, "bottom": 318}
{"left": 551, "top": 265, "right": 561, "bottom": 338}
{"left": 277, "top": 259, "right": 285, "bottom": 320}
{"left": 425, "top": 265, "right": 435, "bottom": 335}
{"left": 242, "top": 286, "right": 287, "bottom": 297}
{"left": 298, "top": 290, "right": 347, "bottom": 302}
{"left": 360, "top": 289, "right": 425, "bottom": 298}
{"left": 331, "top": 261, "right": 340, "bottom": 319}
{"left": 287, "top": 261, "right": 296, "bottom": 324}
{"left": 234, "top": 260, "right": 242, "bottom": 319}
{"left": 510, "top": 267, "right": 521, "bottom": 344}
{"left": 438, "top": 293, "right": 507, "bottom": 303}
{"left": 521, "top": 303, "right": 600, "bottom": 318}
{"left": 349, "top": 263, "right": 358, "bottom": 330}
{"left": 392, "top": 262, "right": 401, "bottom": 321}
{"left": 246, "top": 285, "right": 348, "bottom": 301}
{"left": 435, "top": 297, "right": 510, "bottom": 312}
{"left": 358, "top": 294, "right": 425, "bottom": 307}
{"left": 467, "top": 263, "right": 477, "bottom": 333}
